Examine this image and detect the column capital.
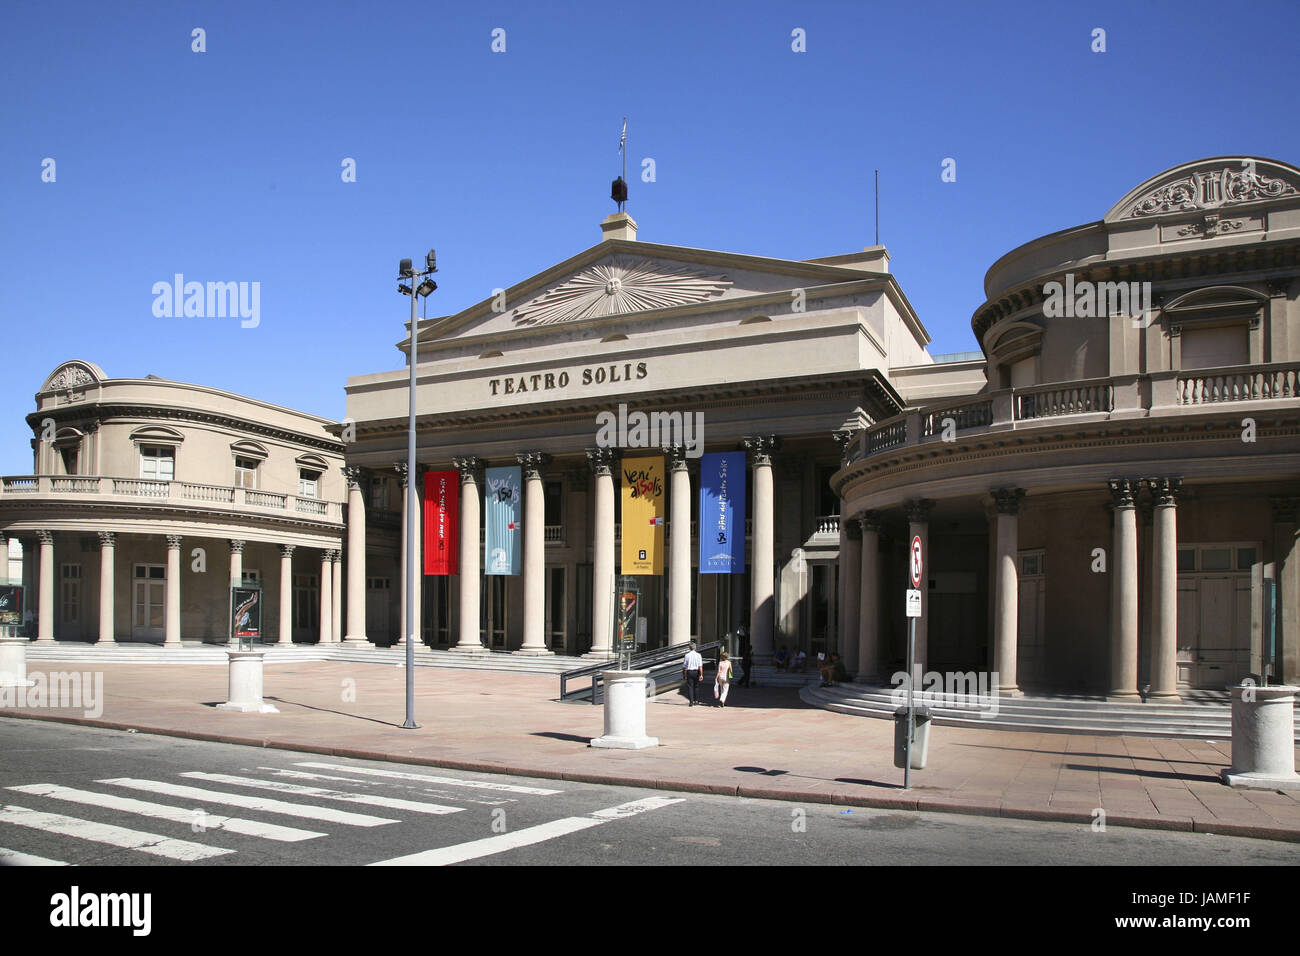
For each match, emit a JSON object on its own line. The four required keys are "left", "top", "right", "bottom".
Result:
{"left": 326, "top": 549, "right": 341, "bottom": 563}
{"left": 586, "top": 447, "right": 618, "bottom": 476}
{"left": 1145, "top": 477, "right": 1183, "bottom": 507}
{"left": 904, "top": 498, "right": 934, "bottom": 524}
{"left": 393, "top": 461, "right": 409, "bottom": 487}
{"left": 452, "top": 456, "right": 482, "bottom": 482}
{"left": 1270, "top": 496, "right": 1299, "bottom": 524}
{"left": 165, "top": 534, "right": 183, "bottom": 550}
{"left": 831, "top": 429, "right": 855, "bottom": 463}
{"left": 743, "top": 435, "right": 780, "bottom": 465}
{"left": 1266, "top": 278, "right": 1291, "bottom": 298}
{"left": 279, "top": 544, "right": 296, "bottom": 559}
{"left": 98, "top": 530, "right": 117, "bottom": 547}
{"left": 663, "top": 445, "right": 691, "bottom": 471}
{"left": 858, "top": 511, "right": 884, "bottom": 535}
{"left": 343, "top": 465, "right": 366, "bottom": 489}
{"left": 516, "top": 451, "right": 551, "bottom": 480}
{"left": 1108, "top": 479, "right": 1139, "bottom": 510}
{"left": 36, "top": 530, "right": 53, "bottom": 545}
{"left": 991, "top": 487, "right": 1025, "bottom": 516}
{"left": 229, "top": 539, "right": 246, "bottom": 555}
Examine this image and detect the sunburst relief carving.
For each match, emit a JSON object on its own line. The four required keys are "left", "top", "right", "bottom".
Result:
{"left": 512, "top": 257, "right": 731, "bottom": 326}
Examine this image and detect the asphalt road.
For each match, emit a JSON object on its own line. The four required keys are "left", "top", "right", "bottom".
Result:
{"left": 0, "top": 719, "right": 1297, "bottom": 867}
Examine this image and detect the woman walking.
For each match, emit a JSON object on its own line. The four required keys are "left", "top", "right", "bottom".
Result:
{"left": 714, "top": 650, "right": 734, "bottom": 708}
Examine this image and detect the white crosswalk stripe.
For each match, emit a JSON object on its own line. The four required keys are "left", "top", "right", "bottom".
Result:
{"left": 8, "top": 784, "right": 326, "bottom": 843}
{"left": 369, "top": 796, "right": 686, "bottom": 866}
{"left": 99, "top": 778, "right": 398, "bottom": 827}
{"left": 178, "top": 772, "right": 465, "bottom": 815}
{"left": 0, "top": 805, "right": 233, "bottom": 861}
{"left": 293, "top": 762, "right": 563, "bottom": 795}
{"left": 0, "top": 846, "right": 72, "bottom": 866}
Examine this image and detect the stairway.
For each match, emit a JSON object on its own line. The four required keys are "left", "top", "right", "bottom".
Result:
{"left": 801, "top": 682, "right": 1300, "bottom": 740}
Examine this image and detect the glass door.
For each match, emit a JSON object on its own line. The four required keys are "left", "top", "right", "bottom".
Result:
{"left": 132, "top": 565, "right": 165, "bottom": 641}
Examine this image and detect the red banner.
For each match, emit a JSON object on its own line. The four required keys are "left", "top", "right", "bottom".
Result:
{"left": 424, "top": 470, "right": 459, "bottom": 575}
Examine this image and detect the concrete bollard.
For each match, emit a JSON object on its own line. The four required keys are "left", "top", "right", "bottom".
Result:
{"left": 216, "top": 649, "right": 279, "bottom": 714}
{"left": 590, "top": 670, "right": 658, "bottom": 750}
{"left": 0, "top": 633, "right": 34, "bottom": 688}
{"left": 1221, "top": 684, "right": 1299, "bottom": 790}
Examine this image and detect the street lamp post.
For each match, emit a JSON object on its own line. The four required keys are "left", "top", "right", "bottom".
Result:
{"left": 397, "top": 251, "right": 437, "bottom": 730}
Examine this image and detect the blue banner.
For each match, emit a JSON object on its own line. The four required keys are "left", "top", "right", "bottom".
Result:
{"left": 699, "top": 451, "right": 745, "bottom": 573}
{"left": 484, "top": 465, "right": 522, "bottom": 575}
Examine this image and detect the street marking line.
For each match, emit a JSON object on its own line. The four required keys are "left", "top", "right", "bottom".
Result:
{"left": 0, "top": 805, "right": 232, "bottom": 861}
{"left": 180, "top": 772, "right": 464, "bottom": 816}
{"left": 8, "top": 784, "right": 326, "bottom": 843}
{"left": 98, "top": 778, "right": 397, "bottom": 827}
{"left": 258, "top": 770, "right": 515, "bottom": 806}
{"left": 293, "top": 762, "right": 562, "bottom": 795}
{"left": 0, "top": 846, "right": 71, "bottom": 866}
{"left": 368, "top": 795, "right": 686, "bottom": 866}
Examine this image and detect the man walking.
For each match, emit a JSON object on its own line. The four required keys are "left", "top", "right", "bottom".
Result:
{"left": 682, "top": 641, "right": 703, "bottom": 706}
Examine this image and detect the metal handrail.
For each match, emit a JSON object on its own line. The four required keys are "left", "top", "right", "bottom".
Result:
{"left": 560, "top": 640, "right": 723, "bottom": 703}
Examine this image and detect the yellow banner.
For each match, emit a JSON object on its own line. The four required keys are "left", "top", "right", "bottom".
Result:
{"left": 620, "top": 455, "right": 664, "bottom": 575}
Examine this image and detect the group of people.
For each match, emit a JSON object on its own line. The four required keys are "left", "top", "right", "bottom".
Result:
{"left": 680, "top": 636, "right": 750, "bottom": 708}
{"left": 773, "top": 646, "right": 848, "bottom": 687}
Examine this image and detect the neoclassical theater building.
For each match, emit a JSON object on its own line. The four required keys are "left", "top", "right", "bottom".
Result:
{"left": 7, "top": 156, "right": 1298, "bottom": 701}
{"left": 0, "top": 361, "right": 346, "bottom": 645}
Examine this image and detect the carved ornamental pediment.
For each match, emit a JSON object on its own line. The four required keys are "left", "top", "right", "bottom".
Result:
{"left": 511, "top": 256, "right": 732, "bottom": 326}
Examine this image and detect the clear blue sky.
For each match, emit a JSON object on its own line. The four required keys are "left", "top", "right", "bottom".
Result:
{"left": 2, "top": 0, "right": 1297, "bottom": 474}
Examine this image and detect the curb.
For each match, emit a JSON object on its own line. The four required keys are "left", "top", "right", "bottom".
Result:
{"left": 4, "top": 708, "right": 1297, "bottom": 844}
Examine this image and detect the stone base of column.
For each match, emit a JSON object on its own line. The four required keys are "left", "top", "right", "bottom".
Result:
{"left": 342, "top": 634, "right": 370, "bottom": 645}
{"left": 1106, "top": 690, "right": 1142, "bottom": 702}
{"left": 33, "top": 636, "right": 55, "bottom": 644}
{"left": 1221, "top": 684, "right": 1300, "bottom": 790}
{"left": 997, "top": 685, "right": 1024, "bottom": 698}
{"left": 449, "top": 643, "right": 490, "bottom": 654}
{"left": 513, "top": 646, "right": 555, "bottom": 656}
{"left": 590, "top": 670, "right": 658, "bottom": 750}
{"left": 1146, "top": 690, "right": 1182, "bottom": 701}
{"left": 0, "top": 635, "right": 35, "bottom": 688}
{"left": 216, "top": 650, "right": 280, "bottom": 714}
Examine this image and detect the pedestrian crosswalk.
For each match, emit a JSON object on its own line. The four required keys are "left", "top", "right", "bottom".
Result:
{"left": 0, "top": 760, "right": 582, "bottom": 866}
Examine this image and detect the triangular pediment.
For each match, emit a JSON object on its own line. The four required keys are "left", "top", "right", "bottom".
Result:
{"left": 410, "top": 239, "right": 889, "bottom": 348}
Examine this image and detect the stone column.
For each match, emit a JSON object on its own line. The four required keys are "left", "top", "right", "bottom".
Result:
{"left": 318, "top": 550, "right": 333, "bottom": 644}
{"left": 279, "top": 545, "right": 294, "bottom": 645}
{"left": 840, "top": 516, "right": 862, "bottom": 674}
{"left": 331, "top": 549, "right": 343, "bottom": 644}
{"left": 904, "top": 499, "right": 933, "bottom": 673}
{"left": 1148, "top": 477, "right": 1182, "bottom": 700}
{"left": 343, "top": 466, "right": 368, "bottom": 644}
{"left": 744, "top": 436, "right": 779, "bottom": 663}
{"left": 517, "top": 451, "right": 553, "bottom": 655}
{"left": 452, "top": 457, "right": 482, "bottom": 651}
{"left": 35, "top": 530, "right": 54, "bottom": 642}
{"left": 587, "top": 448, "right": 617, "bottom": 657}
{"left": 668, "top": 447, "right": 691, "bottom": 648}
{"left": 98, "top": 531, "right": 116, "bottom": 644}
{"left": 991, "top": 488, "right": 1024, "bottom": 696}
{"left": 394, "top": 462, "right": 410, "bottom": 645}
{"left": 857, "top": 513, "right": 882, "bottom": 682}
{"left": 1108, "top": 480, "right": 1140, "bottom": 698}
{"left": 1272, "top": 497, "right": 1299, "bottom": 685}
{"left": 228, "top": 539, "right": 244, "bottom": 590}
{"left": 164, "top": 534, "right": 182, "bottom": 647}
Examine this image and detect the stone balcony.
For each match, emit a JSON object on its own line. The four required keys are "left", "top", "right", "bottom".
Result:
{"left": 848, "top": 361, "right": 1300, "bottom": 463}
{"left": 0, "top": 475, "right": 344, "bottom": 526}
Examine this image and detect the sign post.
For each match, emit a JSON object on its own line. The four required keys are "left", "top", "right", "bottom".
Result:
{"left": 905, "top": 535, "right": 924, "bottom": 790}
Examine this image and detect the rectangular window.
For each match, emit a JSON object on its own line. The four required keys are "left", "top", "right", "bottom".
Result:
{"left": 235, "top": 457, "right": 259, "bottom": 489}
{"left": 1200, "top": 548, "right": 1232, "bottom": 572}
{"left": 140, "top": 446, "right": 175, "bottom": 481}
{"left": 292, "top": 574, "right": 319, "bottom": 630}
{"left": 60, "top": 564, "right": 81, "bottom": 624}
{"left": 544, "top": 480, "right": 563, "bottom": 527}
{"left": 1177, "top": 548, "right": 1196, "bottom": 573}
{"left": 1237, "top": 547, "right": 1257, "bottom": 571}
{"left": 370, "top": 476, "right": 387, "bottom": 510}
{"left": 299, "top": 469, "right": 320, "bottom": 498}
{"left": 60, "top": 445, "right": 79, "bottom": 476}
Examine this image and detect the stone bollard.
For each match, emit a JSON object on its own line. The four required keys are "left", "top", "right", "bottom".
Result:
{"left": 1221, "top": 684, "right": 1299, "bottom": 790}
{"left": 0, "top": 633, "right": 34, "bottom": 688}
{"left": 217, "top": 649, "right": 279, "bottom": 714}
{"left": 590, "top": 670, "right": 658, "bottom": 750}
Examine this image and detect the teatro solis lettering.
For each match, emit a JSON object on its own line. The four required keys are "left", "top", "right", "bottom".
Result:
{"left": 489, "top": 361, "right": 647, "bottom": 396}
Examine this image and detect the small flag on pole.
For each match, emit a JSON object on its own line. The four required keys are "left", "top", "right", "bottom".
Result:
{"left": 620, "top": 117, "right": 626, "bottom": 155}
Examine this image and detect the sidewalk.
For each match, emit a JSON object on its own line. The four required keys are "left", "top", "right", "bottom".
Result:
{"left": 4, "top": 660, "right": 1299, "bottom": 842}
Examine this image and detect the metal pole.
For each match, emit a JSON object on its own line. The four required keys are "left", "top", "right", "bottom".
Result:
{"left": 904, "top": 615, "right": 915, "bottom": 790}
{"left": 402, "top": 270, "right": 419, "bottom": 730}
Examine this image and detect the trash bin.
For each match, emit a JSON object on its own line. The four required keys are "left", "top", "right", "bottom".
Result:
{"left": 893, "top": 705, "right": 932, "bottom": 770}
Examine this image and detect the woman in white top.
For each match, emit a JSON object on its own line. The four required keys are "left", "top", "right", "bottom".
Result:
{"left": 714, "top": 650, "right": 733, "bottom": 708}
